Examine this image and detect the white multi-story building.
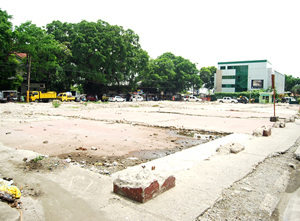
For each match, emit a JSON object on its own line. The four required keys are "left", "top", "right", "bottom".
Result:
{"left": 214, "top": 60, "right": 285, "bottom": 94}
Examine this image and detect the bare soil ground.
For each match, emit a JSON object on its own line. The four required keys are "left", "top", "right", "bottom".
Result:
{"left": 1, "top": 101, "right": 299, "bottom": 220}
{"left": 1, "top": 101, "right": 228, "bottom": 175}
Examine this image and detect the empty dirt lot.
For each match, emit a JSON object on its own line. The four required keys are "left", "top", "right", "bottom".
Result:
{"left": 0, "top": 100, "right": 299, "bottom": 220}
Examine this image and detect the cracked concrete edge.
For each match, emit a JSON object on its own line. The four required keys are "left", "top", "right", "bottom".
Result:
{"left": 196, "top": 136, "right": 300, "bottom": 220}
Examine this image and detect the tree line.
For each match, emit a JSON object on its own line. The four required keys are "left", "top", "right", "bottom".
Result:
{"left": 0, "top": 8, "right": 217, "bottom": 95}
{"left": 285, "top": 75, "right": 300, "bottom": 96}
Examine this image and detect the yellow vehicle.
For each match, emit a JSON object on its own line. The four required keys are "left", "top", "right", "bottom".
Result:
{"left": 101, "top": 94, "right": 109, "bottom": 102}
{"left": 29, "top": 91, "right": 57, "bottom": 102}
{"left": 57, "top": 92, "right": 76, "bottom": 102}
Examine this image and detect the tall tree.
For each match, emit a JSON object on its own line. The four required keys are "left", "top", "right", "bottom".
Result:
{"left": 152, "top": 52, "right": 202, "bottom": 93}
{"left": 285, "top": 74, "right": 300, "bottom": 92}
{"left": 0, "top": 9, "right": 23, "bottom": 89}
{"left": 47, "top": 19, "right": 149, "bottom": 93}
{"left": 291, "top": 84, "right": 300, "bottom": 96}
{"left": 14, "top": 21, "right": 64, "bottom": 90}
{"left": 141, "top": 57, "right": 176, "bottom": 92}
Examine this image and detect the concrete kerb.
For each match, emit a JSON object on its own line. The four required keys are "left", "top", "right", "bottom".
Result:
{"left": 0, "top": 202, "right": 20, "bottom": 221}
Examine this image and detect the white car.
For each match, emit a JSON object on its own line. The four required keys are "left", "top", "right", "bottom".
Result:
{"left": 131, "top": 95, "right": 143, "bottom": 102}
{"left": 108, "top": 96, "right": 126, "bottom": 102}
{"left": 183, "top": 95, "right": 202, "bottom": 102}
{"left": 217, "top": 97, "right": 238, "bottom": 103}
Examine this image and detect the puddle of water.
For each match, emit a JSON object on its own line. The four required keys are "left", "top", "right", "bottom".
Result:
{"left": 128, "top": 130, "right": 227, "bottom": 160}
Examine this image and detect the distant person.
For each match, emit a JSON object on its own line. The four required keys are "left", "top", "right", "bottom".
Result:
{"left": 20, "top": 94, "right": 25, "bottom": 102}
{"left": 6, "top": 94, "right": 11, "bottom": 102}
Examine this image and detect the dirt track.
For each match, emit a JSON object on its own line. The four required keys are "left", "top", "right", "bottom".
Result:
{"left": 0, "top": 101, "right": 298, "bottom": 174}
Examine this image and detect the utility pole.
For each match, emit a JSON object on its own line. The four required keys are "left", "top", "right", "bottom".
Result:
{"left": 248, "top": 77, "right": 252, "bottom": 100}
{"left": 26, "top": 52, "right": 31, "bottom": 103}
{"left": 272, "top": 74, "right": 276, "bottom": 117}
{"left": 270, "top": 74, "right": 278, "bottom": 122}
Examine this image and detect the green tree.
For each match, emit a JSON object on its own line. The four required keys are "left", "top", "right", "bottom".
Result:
{"left": 153, "top": 52, "right": 202, "bottom": 93}
{"left": 142, "top": 57, "right": 176, "bottom": 92}
{"left": 46, "top": 20, "right": 76, "bottom": 91}
{"left": 265, "top": 85, "right": 278, "bottom": 98}
{"left": 285, "top": 74, "right": 300, "bottom": 92}
{"left": 47, "top": 20, "right": 149, "bottom": 93}
{"left": 291, "top": 84, "right": 300, "bottom": 96}
{"left": 200, "top": 66, "right": 216, "bottom": 90}
{"left": 14, "top": 21, "right": 64, "bottom": 90}
{"left": 0, "top": 9, "right": 23, "bottom": 89}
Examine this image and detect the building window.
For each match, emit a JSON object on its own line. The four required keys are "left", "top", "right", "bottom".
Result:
{"left": 220, "top": 66, "right": 226, "bottom": 70}
{"left": 225, "top": 65, "right": 248, "bottom": 92}
{"left": 222, "top": 76, "right": 235, "bottom": 79}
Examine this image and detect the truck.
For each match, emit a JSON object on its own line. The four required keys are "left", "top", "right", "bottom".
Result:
{"left": 71, "top": 91, "right": 86, "bottom": 102}
{"left": 57, "top": 92, "right": 76, "bottom": 102}
{"left": 29, "top": 91, "right": 57, "bottom": 102}
{"left": 217, "top": 97, "right": 238, "bottom": 103}
{"left": 0, "top": 90, "right": 18, "bottom": 102}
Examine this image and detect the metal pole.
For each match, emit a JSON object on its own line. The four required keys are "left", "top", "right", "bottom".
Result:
{"left": 273, "top": 89, "right": 276, "bottom": 117}
{"left": 26, "top": 53, "right": 31, "bottom": 103}
{"left": 272, "top": 74, "right": 276, "bottom": 117}
{"left": 249, "top": 77, "right": 251, "bottom": 102}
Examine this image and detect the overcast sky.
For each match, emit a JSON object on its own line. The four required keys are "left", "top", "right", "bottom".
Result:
{"left": 2, "top": 0, "right": 300, "bottom": 78}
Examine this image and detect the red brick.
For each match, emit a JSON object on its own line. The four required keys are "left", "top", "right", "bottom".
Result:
{"left": 263, "top": 127, "right": 271, "bottom": 136}
{"left": 113, "top": 175, "right": 175, "bottom": 203}
{"left": 161, "top": 176, "right": 176, "bottom": 191}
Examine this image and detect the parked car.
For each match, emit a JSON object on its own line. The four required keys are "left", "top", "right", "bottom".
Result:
{"left": 217, "top": 97, "right": 238, "bottom": 103}
{"left": 237, "top": 96, "right": 249, "bottom": 104}
{"left": 282, "top": 97, "right": 297, "bottom": 104}
{"left": 86, "top": 95, "right": 98, "bottom": 101}
{"left": 108, "top": 96, "right": 126, "bottom": 102}
{"left": 130, "top": 95, "right": 143, "bottom": 102}
{"left": 183, "top": 95, "right": 202, "bottom": 102}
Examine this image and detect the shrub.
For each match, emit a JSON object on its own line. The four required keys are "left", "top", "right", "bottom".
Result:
{"left": 34, "top": 155, "right": 44, "bottom": 162}
{"left": 52, "top": 100, "right": 61, "bottom": 108}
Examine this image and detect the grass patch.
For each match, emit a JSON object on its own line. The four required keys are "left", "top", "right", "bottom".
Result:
{"left": 34, "top": 155, "right": 44, "bottom": 163}
{"left": 152, "top": 104, "right": 159, "bottom": 107}
{"left": 131, "top": 105, "right": 140, "bottom": 108}
{"left": 52, "top": 100, "right": 61, "bottom": 108}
